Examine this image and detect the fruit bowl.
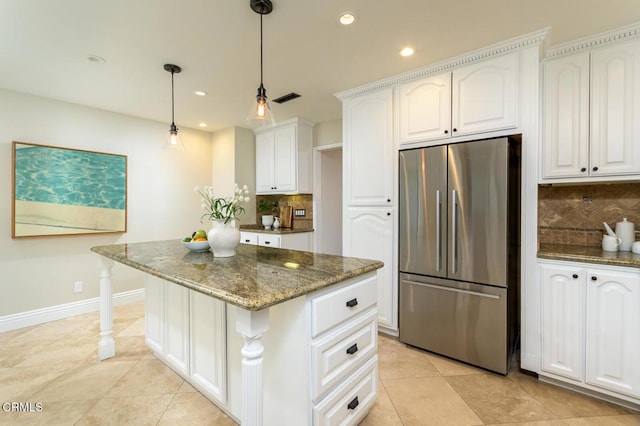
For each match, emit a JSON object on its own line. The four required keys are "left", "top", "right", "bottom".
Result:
{"left": 182, "top": 240, "right": 210, "bottom": 252}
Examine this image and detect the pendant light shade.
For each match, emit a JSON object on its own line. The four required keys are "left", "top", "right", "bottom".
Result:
{"left": 247, "top": 0, "right": 275, "bottom": 127}
{"left": 164, "top": 63, "right": 185, "bottom": 150}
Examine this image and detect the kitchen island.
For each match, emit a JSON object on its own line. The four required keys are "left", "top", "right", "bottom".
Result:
{"left": 91, "top": 240, "right": 383, "bottom": 426}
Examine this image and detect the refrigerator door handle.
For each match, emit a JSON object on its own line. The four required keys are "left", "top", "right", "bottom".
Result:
{"left": 451, "top": 189, "right": 458, "bottom": 274}
{"left": 402, "top": 279, "right": 501, "bottom": 300}
{"left": 436, "top": 190, "right": 442, "bottom": 272}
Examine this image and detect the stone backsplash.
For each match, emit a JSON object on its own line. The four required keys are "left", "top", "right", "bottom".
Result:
{"left": 255, "top": 194, "right": 313, "bottom": 230}
{"left": 538, "top": 183, "right": 640, "bottom": 247}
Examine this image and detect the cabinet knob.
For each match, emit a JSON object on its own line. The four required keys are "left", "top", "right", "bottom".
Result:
{"left": 444, "top": 129, "right": 449, "bottom": 134}
{"left": 346, "top": 343, "right": 359, "bottom": 355}
{"left": 572, "top": 274, "right": 578, "bottom": 279}
{"left": 346, "top": 298, "right": 358, "bottom": 308}
{"left": 592, "top": 166, "right": 599, "bottom": 172}
{"left": 452, "top": 128, "right": 457, "bottom": 132}
{"left": 387, "top": 199, "right": 391, "bottom": 203}
{"left": 591, "top": 276, "right": 598, "bottom": 281}
{"left": 347, "top": 396, "right": 359, "bottom": 410}
{"left": 387, "top": 212, "right": 391, "bottom": 216}
{"left": 245, "top": 239, "right": 251, "bottom": 243}
{"left": 265, "top": 241, "right": 270, "bottom": 245}
{"left": 580, "top": 167, "right": 586, "bottom": 172}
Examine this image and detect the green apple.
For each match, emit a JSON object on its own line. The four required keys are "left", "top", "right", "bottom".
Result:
{"left": 193, "top": 229, "right": 207, "bottom": 240}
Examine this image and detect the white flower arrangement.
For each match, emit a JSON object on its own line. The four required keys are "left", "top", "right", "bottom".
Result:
{"left": 195, "top": 184, "right": 250, "bottom": 225}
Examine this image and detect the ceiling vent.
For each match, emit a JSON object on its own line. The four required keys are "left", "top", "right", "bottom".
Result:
{"left": 273, "top": 92, "right": 301, "bottom": 104}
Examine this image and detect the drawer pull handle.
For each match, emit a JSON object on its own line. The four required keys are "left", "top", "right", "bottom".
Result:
{"left": 346, "top": 298, "right": 358, "bottom": 308}
{"left": 245, "top": 239, "right": 251, "bottom": 243}
{"left": 265, "top": 241, "right": 270, "bottom": 245}
{"left": 346, "top": 343, "right": 358, "bottom": 355}
{"left": 347, "top": 396, "right": 359, "bottom": 410}
{"left": 572, "top": 274, "right": 578, "bottom": 279}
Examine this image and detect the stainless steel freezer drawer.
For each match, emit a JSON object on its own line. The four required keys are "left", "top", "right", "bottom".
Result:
{"left": 399, "top": 273, "right": 508, "bottom": 374}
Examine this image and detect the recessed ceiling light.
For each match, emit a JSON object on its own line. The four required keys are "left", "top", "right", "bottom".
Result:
{"left": 400, "top": 47, "right": 415, "bottom": 57}
{"left": 194, "top": 90, "right": 207, "bottom": 96}
{"left": 338, "top": 11, "right": 357, "bottom": 26}
{"left": 87, "top": 55, "right": 106, "bottom": 64}
{"left": 198, "top": 122, "right": 207, "bottom": 127}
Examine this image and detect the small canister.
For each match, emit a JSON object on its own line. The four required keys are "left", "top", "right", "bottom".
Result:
{"left": 615, "top": 218, "right": 635, "bottom": 251}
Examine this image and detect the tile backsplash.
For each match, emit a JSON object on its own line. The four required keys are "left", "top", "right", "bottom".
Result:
{"left": 255, "top": 194, "right": 313, "bottom": 230}
{"left": 538, "top": 183, "right": 640, "bottom": 247}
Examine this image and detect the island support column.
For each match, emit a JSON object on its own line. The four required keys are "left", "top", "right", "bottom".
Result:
{"left": 235, "top": 308, "right": 270, "bottom": 426}
{"left": 98, "top": 257, "right": 115, "bottom": 360}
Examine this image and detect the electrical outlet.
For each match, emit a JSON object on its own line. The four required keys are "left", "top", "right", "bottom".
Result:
{"left": 74, "top": 281, "right": 83, "bottom": 294}
{"left": 294, "top": 209, "right": 306, "bottom": 217}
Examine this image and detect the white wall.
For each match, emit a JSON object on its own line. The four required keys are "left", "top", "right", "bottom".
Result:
{"left": 0, "top": 89, "right": 213, "bottom": 316}
{"left": 313, "top": 119, "right": 342, "bottom": 147}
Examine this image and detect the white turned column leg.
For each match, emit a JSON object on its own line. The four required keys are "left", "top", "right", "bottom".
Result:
{"left": 98, "top": 257, "right": 115, "bottom": 360}
{"left": 235, "top": 308, "right": 270, "bottom": 426}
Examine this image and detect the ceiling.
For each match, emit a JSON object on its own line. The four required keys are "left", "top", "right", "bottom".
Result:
{"left": 1, "top": 1, "right": 639, "bottom": 133}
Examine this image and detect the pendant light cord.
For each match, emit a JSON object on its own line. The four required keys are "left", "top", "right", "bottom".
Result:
{"left": 171, "top": 70, "right": 175, "bottom": 124}
{"left": 260, "top": 14, "right": 264, "bottom": 85}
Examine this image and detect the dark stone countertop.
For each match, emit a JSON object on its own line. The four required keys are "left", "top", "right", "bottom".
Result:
{"left": 538, "top": 243, "right": 640, "bottom": 268}
{"left": 91, "top": 240, "right": 382, "bottom": 311}
{"left": 239, "top": 224, "right": 314, "bottom": 235}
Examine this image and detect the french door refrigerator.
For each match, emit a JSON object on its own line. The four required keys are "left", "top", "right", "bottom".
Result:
{"left": 398, "top": 136, "right": 520, "bottom": 374}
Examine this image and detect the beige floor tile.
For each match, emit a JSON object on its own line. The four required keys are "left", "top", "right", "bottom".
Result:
{"left": 0, "top": 364, "right": 74, "bottom": 401}
{"left": 105, "top": 359, "right": 183, "bottom": 397}
{"left": 76, "top": 394, "right": 174, "bottom": 426}
{"left": 384, "top": 376, "right": 483, "bottom": 425}
{"left": 359, "top": 380, "right": 403, "bottom": 426}
{"left": 8, "top": 318, "right": 90, "bottom": 343}
{"left": 486, "top": 421, "right": 569, "bottom": 426}
{"left": 117, "top": 317, "right": 145, "bottom": 337}
{"left": 378, "top": 335, "right": 440, "bottom": 380}
{"left": 0, "top": 399, "right": 97, "bottom": 426}
{"left": 177, "top": 381, "right": 198, "bottom": 393}
{"left": 157, "top": 392, "right": 237, "bottom": 425}
{"left": 32, "top": 361, "right": 136, "bottom": 402}
{"left": 562, "top": 415, "right": 640, "bottom": 425}
{"left": 510, "top": 373, "right": 632, "bottom": 418}
{"left": 425, "top": 352, "right": 487, "bottom": 376}
{"left": 83, "top": 335, "right": 151, "bottom": 363}
{"left": 445, "top": 373, "right": 558, "bottom": 424}
{"left": 15, "top": 339, "right": 96, "bottom": 368}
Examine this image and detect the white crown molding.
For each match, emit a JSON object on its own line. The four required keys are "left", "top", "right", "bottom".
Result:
{"left": 546, "top": 21, "right": 640, "bottom": 59}
{"left": 335, "top": 27, "right": 549, "bottom": 100}
{"left": 0, "top": 288, "right": 144, "bottom": 333}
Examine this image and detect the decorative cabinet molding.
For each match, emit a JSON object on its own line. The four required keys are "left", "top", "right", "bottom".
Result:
{"left": 254, "top": 118, "right": 313, "bottom": 194}
{"left": 539, "top": 260, "right": 640, "bottom": 403}
{"left": 542, "top": 33, "right": 640, "bottom": 182}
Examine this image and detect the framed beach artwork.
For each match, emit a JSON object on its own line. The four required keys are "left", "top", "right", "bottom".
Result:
{"left": 12, "top": 141, "right": 127, "bottom": 238}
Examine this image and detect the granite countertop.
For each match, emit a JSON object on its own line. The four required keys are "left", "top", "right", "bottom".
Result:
{"left": 239, "top": 224, "right": 314, "bottom": 235}
{"left": 538, "top": 243, "right": 640, "bottom": 268}
{"left": 91, "top": 240, "right": 382, "bottom": 311}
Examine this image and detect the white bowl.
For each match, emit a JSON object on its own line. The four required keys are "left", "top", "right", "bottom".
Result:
{"left": 182, "top": 240, "right": 210, "bottom": 252}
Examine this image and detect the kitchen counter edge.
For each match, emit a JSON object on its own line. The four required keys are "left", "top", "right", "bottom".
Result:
{"left": 538, "top": 243, "right": 640, "bottom": 268}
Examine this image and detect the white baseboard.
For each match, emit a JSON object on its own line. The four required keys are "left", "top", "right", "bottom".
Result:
{"left": 0, "top": 288, "right": 145, "bottom": 333}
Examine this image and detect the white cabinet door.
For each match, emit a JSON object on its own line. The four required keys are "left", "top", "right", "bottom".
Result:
{"left": 590, "top": 39, "right": 640, "bottom": 176}
{"left": 540, "top": 264, "right": 585, "bottom": 381}
{"left": 398, "top": 73, "right": 451, "bottom": 143}
{"left": 273, "top": 124, "right": 297, "bottom": 192}
{"left": 585, "top": 270, "right": 640, "bottom": 398}
{"left": 343, "top": 88, "right": 394, "bottom": 207}
{"left": 145, "top": 276, "right": 165, "bottom": 354}
{"left": 164, "top": 283, "right": 190, "bottom": 375}
{"left": 255, "top": 132, "right": 275, "bottom": 193}
{"left": 452, "top": 54, "right": 518, "bottom": 136}
{"left": 542, "top": 53, "right": 590, "bottom": 178}
{"left": 344, "top": 208, "right": 395, "bottom": 330}
{"left": 189, "top": 290, "right": 227, "bottom": 404}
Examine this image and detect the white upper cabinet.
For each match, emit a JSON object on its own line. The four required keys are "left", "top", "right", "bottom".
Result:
{"left": 398, "top": 53, "right": 518, "bottom": 144}
{"left": 255, "top": 118, "right": 313, "bottom": 194}
{"left": 542, "top": 38, "right": 640, "bottom": 181}
{"left": 343, "top": 88, "right": 394, "bottom": 206}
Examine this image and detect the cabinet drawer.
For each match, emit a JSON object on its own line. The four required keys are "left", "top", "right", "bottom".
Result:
{"left": 311, "top": 274, "right": 377, "bottom": 337}
{"left": 312, "top": 309, "right": 377, "bottom": 400}
{"left": 258, "top": 234, "right": 281, "bottom": 248}
{"left": 313, "top": 355, "right": 377, "bottom": 426}
{"left": 240, "top": 232, "right": 258, "bottom": 245}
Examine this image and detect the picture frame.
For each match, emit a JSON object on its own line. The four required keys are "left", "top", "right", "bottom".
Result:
{"left": 12, "top": 141, "right": 128, "bottom": 238}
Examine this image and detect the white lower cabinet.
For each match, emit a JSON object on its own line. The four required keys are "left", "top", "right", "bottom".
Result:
{"left": 240, "top": 230, "right": 313, "bottom": 251}
{"left": 145, "top": 272, "right": 379, "bottom": 425}
{"left": 539, "top": 261, "right": 640, "bottom": 402}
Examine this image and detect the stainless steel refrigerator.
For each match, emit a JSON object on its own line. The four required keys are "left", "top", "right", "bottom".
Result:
{"left": 398, "top": 136, "right": 520, "bottom": 374}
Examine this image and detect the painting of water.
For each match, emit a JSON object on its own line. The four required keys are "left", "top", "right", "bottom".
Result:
{"left": 12, "top": 141, "right": 127, "bottom": 238}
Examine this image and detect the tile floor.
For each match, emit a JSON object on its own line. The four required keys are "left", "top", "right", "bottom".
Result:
{"left": 0, "top": 302, "right": 638, "bottom": 425}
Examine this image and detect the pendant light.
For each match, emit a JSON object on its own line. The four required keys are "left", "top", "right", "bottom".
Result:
{"left": 164, "top": 63, "right": 185, "bottom": 150}
{"left": 247, "top": 0, "right": 275, "bottom": 127}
